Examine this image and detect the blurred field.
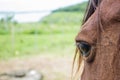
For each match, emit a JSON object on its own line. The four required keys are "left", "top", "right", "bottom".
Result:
{"left": 0, "top": 12, "right": 84, "bottom": 59}
{"left": 0, "top": 33, "right": 76, "bottom": 59}
{"left": 0, "top": 2, "right": 87, "bottom": 80}
{"left": 0, "top": 25, "right": 79, "bottom": 80}
{"left": 0, "top": 17, "right": 81, "bottom": 80}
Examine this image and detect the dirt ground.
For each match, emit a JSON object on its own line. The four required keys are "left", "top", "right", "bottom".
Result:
{"left": 0, "top": 55, "right": 73, "bottom": 80}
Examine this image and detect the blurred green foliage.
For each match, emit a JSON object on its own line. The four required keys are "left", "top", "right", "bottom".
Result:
{"left": 53, "top": 2, "right": 87, "bottom": 12}
{"left": 0, "top": 2, "right": 87, "bottom": 59}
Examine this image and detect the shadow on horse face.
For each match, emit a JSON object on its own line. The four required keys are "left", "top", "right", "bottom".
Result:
{"left": 74, "top": 0, "right": 120, "bottom": 80}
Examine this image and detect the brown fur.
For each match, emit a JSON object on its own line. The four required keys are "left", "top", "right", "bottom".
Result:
{"left": 74, "top": 0, "right": 120, "bottom": 80}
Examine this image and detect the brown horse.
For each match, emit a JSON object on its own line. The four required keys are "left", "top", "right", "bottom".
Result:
{"left": 73, "top": 0, "right": 120, "bottom": 80}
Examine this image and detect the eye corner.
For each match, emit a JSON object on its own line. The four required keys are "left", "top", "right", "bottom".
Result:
{"left": 75, "top": 41, "right": 96, "bottom": 63}
{"left": 76, "top": 41, "right": 91, "bottom": 56}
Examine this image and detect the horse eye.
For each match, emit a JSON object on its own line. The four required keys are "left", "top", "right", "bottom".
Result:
{"left": 76, "top": 42, "right": 91, "bottom": 57}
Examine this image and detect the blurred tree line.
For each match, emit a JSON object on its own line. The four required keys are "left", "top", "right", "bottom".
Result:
{"left": 0, "top": 2, "right": 87, "bottom": 35}
{"left": 53, "top": 2, "right": 87, "bottom": 12}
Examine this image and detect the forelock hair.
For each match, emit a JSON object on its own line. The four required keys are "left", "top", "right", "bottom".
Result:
{"left": 82, "top": 0, "right": 99, "bottom": 24}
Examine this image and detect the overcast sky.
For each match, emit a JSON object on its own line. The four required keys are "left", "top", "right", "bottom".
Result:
{"left": 0, "top": 0, "right": 87, "bottom": 22}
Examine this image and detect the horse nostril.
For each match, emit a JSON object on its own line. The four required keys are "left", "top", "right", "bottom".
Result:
{"left": 76, "top": 41, "right": 91, "bottom": 57}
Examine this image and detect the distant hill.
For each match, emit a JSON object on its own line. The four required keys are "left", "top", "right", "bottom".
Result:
{"left": 40, "top": 2, "right": 88, "bottom": 25}
{"left": 53, "top": 2, "right": 87, "bottom": 12}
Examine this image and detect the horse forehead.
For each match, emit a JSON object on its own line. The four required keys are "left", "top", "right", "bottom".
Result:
{"left": 98, "top": 0, "right": 120, "bottom": 25}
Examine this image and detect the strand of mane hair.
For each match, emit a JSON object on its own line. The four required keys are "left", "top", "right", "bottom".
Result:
{"left": 72, "top": 0, "right": 99, "bottom": 80}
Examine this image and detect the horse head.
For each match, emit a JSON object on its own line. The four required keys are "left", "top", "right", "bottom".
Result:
{"left": 74, "top": 0, "right": 120, "bottom": 80}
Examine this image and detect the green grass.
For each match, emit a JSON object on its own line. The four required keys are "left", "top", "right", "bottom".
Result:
{"left": 14, "top": 23, "right": 81, "bottom": 34}
{"left": 0, "top": 13, "right": 83, "bottom": 60}
{"left": 0, "top": 3, "right": 86, "bottom": 60}
{"left": 0, "top": 14, "right": 83, "bottom": 60}
{"left": 0, "top": 32, "right": 78, "bottom": 60}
